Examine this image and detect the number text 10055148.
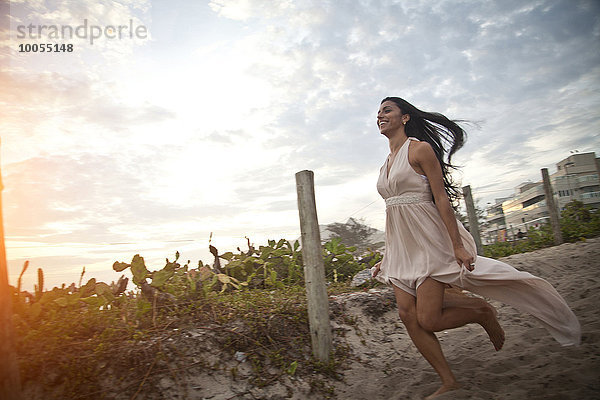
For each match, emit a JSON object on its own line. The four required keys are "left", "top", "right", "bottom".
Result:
{"left": 18, "top": 43, "right": 73, "bottom": 52}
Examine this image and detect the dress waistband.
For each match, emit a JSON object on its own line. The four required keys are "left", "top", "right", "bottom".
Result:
{"left": 385, "top": 194, "right": 432, "bottom": 207}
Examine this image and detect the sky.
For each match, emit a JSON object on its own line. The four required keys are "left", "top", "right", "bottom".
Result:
{"left": 1, "top": 0, "right": 599, "bottom": 290}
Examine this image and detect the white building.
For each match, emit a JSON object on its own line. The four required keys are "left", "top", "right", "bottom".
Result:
{"left": 502, "top": 181, "right": 549, "bottom": 240}
{"left": 482, "top": 196, "right": 511, "bottom": 244}
{"left": 484, "top": 152, "right": 599, "bottom": 242}
{"left": 553, "top": 152, "right": 600, "bottom": 210}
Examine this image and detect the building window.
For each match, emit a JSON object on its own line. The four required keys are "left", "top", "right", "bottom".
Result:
{"left": 558, "top": 190, "right": 574, "bottom": 197}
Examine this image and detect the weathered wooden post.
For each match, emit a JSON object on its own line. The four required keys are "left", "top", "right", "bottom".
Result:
{"left": 541, "top": 168, "right": 563, "bottom": 245}
{"left": 295, "top": 170, "right": 332, "bottom": 363}
{"left": 462, "top": 185, "right": 483, "bottom": 255}
{"left": 0, "top": 139, "right": 23, "bottom": 400}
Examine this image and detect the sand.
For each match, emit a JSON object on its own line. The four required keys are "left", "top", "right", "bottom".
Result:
{"left": 328, "top": 238, "right": 600, "bottom": 399}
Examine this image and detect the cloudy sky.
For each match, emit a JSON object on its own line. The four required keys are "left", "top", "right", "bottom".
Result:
{"left": 2, "top": 0, "right": 599, "bottom": 290}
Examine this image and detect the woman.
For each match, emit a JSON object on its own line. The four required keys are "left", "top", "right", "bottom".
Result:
{"left": 371, "top": 97, "right": 581, "bottom": 399}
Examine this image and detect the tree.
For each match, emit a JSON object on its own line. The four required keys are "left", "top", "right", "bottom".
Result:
{"left": 323, "top": 218, "right": 384, "bottom": 253}
{"left": 561, "top": 200, "right": 591, "bottom": 222}
{"left": 560, "top": 200, "right": 600, "bottom": 242}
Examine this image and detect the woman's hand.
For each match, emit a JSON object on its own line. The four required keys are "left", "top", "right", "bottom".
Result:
{"left": 454, "top": 246, "right": 475, "bottom": 271}
{"left": 371, "top": 261, "right": 382, "bottom": 277}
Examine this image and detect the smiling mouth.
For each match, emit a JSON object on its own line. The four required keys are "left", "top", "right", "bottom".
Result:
{"left": 379, "top": 121, "right": 388, "bottom": 128}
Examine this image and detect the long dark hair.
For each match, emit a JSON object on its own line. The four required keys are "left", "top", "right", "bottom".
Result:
{"left": 381, "top": 97, "right": 466, "bottom": 205}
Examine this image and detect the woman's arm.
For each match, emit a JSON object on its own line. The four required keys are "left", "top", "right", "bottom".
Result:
{"left": 410, "top": 142, "right": 475, "bottom": 271}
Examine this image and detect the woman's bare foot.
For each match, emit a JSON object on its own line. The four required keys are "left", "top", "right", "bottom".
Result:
{"left": 425, "top": 382, "right": 461, "bottom": 399}
{"left": 480, "top": 308, "right": 505, "bottom": 351}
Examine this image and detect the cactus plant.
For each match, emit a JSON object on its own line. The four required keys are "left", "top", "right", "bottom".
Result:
{"left": 17, "top": 260, "right": 29, "bottom": 294}
{"left": 78, "top": 266, "right": 86, "bottom": 287}
{"left": 35, "top": 267, "right": 44, "bottom": 299}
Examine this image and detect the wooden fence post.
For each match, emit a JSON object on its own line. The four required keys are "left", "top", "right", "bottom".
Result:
{"left": 0, "top": 139, "right": 23, "bottom": 400}
{"left": 295, "top": 170, "right": 332, "bottom": 363}
{"left": 541, "top": 168, "right": 563, "bottom": 245}
{"left": 462, "top": 185, "right": 483, "bottom": 255}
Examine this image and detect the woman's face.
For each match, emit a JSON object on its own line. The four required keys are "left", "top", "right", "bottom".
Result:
{"left": 377, "top": 100, "right": 408, "bottom": 136}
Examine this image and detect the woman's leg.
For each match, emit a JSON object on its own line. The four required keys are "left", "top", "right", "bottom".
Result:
{"left": 416, "top": 278, "right": 504, "bottom": 350}
{"left": 392, "top": 284, "right": 459, "bottom": 399}
{"left": 443, "top": 286, "right": 497, "bottom": 317}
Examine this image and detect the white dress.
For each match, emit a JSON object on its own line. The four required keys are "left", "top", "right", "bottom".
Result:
{"left": 374, "top": 137, "right": 581, "bottom": 346}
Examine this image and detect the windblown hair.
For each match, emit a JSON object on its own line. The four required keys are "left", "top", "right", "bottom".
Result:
{"left": 381, "top": 97, "right": 466, "bottom": 205}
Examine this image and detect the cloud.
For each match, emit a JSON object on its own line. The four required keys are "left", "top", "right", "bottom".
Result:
{"left": 75, "top": 99, "right": 177, "bottom": 131}
{"left": 201, "top": 129, "right": 245, "bottom": 144}
{"left": 3, "top": 152, "right": 249, "bottom": 244}
{"left": 205, "top": 0, "right": 600, "bottom": 202}
{"left": 1, "top": 69, "right": 175, "bottom": 129}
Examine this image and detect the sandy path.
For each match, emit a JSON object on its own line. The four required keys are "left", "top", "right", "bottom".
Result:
{"left": 329, "top": 238, "right": 600, "bottom": 399}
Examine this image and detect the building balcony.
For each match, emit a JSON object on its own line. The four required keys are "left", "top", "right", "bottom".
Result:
{"left": 581, "top": 191, "right": 600, "bottom": 199}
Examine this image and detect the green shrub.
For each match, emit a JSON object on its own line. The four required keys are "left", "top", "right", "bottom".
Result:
{"left": 560, "top": 200, "right": 600, "bottom": 242}
{"left": 323, "top": 237, "right": 362, "bottom": 282}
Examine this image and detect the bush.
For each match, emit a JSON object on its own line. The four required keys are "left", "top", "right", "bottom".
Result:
{"left": 483, "top": 240, "right": 532, "bottom": 258}
{"left": 323, "top": 237, "right": 362, "bottom": 282}
{"left": 526, "top": 223, "right": 555, "bottom": 248}
{"left": 560, "top": 200, "right": 600, "bottom": 242}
